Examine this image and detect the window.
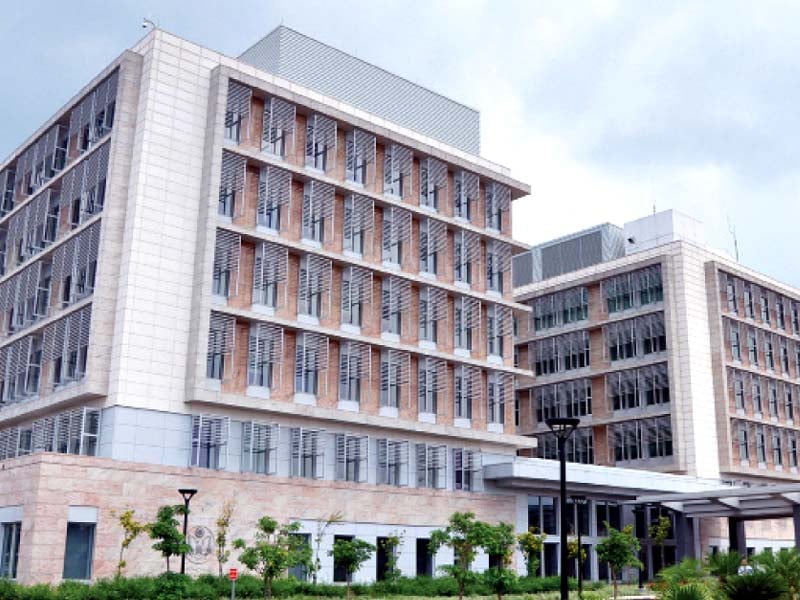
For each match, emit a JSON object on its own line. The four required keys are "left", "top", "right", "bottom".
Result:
{"left": 298, "top": 255, "right": 329, "bottom": 319}
{"left": 747, "top": 329, "right": 758, "bottom": 365}
{"left": 288, "top": 534, "right": 311, "bottom": 581}
{"left": 418, "top": 219, "right": 441, "bottom": 275}
{"left": 206, "top": 315, "right": 233, "bottom": 381}
{"left": 781, "top": 343, "right": 790, "bottom": 374}
{"left": 253, "top": 243, "right": 285, "bottom": 309}
{"left": 247, "top": 325, "right": 280, "bottom": 389}
{"left": 726, "top": 275, "right": 738, "bottom": 313}
{"left": 486, "top": 242, "right": 508, "bottom": 293}
{"left": 454, "top": 298, "right": 475, "bottom": 351}
{"left": 305, "top": 114, "right": 335, "bottom": 172}
{"left": 341, "top": 267, "right": 368, "bottom": 328}
{"left": 538, "top": 379, "right": 593, "bottom": 421}
{"left": 0, "top": 522, "right": 20, "bottom": 579}
{"left": 756, "top": 427, "right": 767, "bottom": 463}
{"left": 453, "top": 171, "right": 477, "bottom": 221}
{"left": 301, "top": 184, "right": 329, "bottom": 243}
{"left": 224, "top": 100, "right": 244, "bottom": 143}
{"left": 453, "top": 232, "right": 473, "bottom": 284}
{"left": 417, "top": 358, "right": 440, "bottom": 414}
{"left": 257, "top": 166, "right": 284, "bottom": 230}
{"left": 345, "top": 130, "right": 374, "bottom": 185}
{"left": 733, "top": 374, "right": 745, "bottom": 411}
{"left": 381, "top": 207, "right": 406, "bottom": 265}
{"left": 532, "top": 288, "right": 589, "bottom": 331}
{"left": 384, "top": 144, "right": 411, "bottom": 197}
{"left": 485, "top": 182, "right": 508, "bottom": 231}
{"left": 647, "top": 418, "right": 673, "bottom": 458}
{"left": 294, "top": 336, "right": 322, "bottom": 396}
{"left": 744, "top": 285, "right": 755, "bottom": 318}
{"left": 25, "top": 336, "right": 42, "bottom": 396}
{"left": 604, "top": 266, "right": 663, "bottom": 313}
{"left": 241, "top": 421, "right": 278, "bottom": 475}
{"left": 773, "top": 430, "right": 783, "bottom": 467}
{"left": 486, "top": 305, "right": 506, "bottom": 357}
{"left": 730, "top": 324, "right": 741, "bottom": 361}
{"left": 613, "top": 421, "right": 643, "bottom": 462}
{"left": 262, "top": 97, "right": 294, "bottom": 158}
{"left": 486, "top": 372, "right": 505, "bottom": 424}
{"left": 765, "top": 336, "right": 775, "bottom": 370}
{"left": 453, "top": 448, "right": 480, "bottom": 491}
{"left": 791, "top": 436, "right": 799, "bottom": 468}
{"left": 218, "top": 185, "right": 235, "bottom": 218}
{"left": 416, "top": 443, "right": 446, "bottom": 489}
{"left": 793, "top": 303, "right": 800, "bottom": 335}
{"left": 418, "top": 287, "right": 440, "bottom": 344}
{"left": 753, "top": 379, "right": 763, "bottom": 414}
{"left": 419, "top": 157, "right": 445, "bottom": 210}
{"left": 380, "top": 351, "right": 405, "bottom": 408}
{"left": 381, "top": 278, "right": 407, "bottom": 336}
{"left": 343, "top": 195, "right": 368, "bottom": 255}
{"left": 738, "top": 424, "right": 750, "bottom": 461}
{"left": 777, "top": 299, "right": 786, "bottom": 329}
{"left": 290, "top": 428, "right": 324, "bottom": 478}
{"left": 761, "top": 294, "right": 770, "bottom": 324}
{"left": 786, "top": 387, "right": 795, "bottom": 422}
{"left": 376, "top": 439, "right": 408, "bottom": 486}
{"left": 192, "top": 415, "right": 228, "bottom": 470}
{"left": 769, "top": 383, "right": 779, "bottom": 418}
{"left": 338, "top": 342, "right": 364, "bottom": 404}
{"left": 454, "top": 365, "right": 473, "bottom": 419}
{"left": 63, "top": 522, "right": 95, "bottom": 580}
{"left": 335, "top": 433, "right": 368, "bottom": 482}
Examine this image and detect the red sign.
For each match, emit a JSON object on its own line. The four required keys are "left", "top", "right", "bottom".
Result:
{"left": 229, "top": 567, "right": 238, "bottom": 581}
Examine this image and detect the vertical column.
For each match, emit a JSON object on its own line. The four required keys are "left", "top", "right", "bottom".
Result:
{"left": 728, "top": 517, "right": 746, "bottom": 555}
{"left": 793, "top": 505, "right": 800, "bottom": 550}
{"left": 674, "top": 513, "right": 694, "bottom": 561}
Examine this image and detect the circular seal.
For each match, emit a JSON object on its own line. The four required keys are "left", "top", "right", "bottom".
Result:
{"left": 187, "top": 525, "right": 215, "bottom": 564}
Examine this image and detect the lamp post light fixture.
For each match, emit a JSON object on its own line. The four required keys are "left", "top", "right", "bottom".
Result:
{"left": 571, "top": 495, "right": 588, "bottom": 599}
{"left": 546, "top": 417, "right": 580, "bottom": 600}
{"left": 178, "top": 488, "right": 198, "bottom": 575}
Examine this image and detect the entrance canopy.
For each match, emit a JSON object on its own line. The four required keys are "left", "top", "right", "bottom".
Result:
{"left": 630, "top": 483, "right": 800, "bottom": 520}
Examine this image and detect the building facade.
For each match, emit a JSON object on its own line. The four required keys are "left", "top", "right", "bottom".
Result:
{"left": 0, "top": 26, "right": 546, "bottom": 583}
{"left": 513, "top": 210, "right": 800, "bottom": 556}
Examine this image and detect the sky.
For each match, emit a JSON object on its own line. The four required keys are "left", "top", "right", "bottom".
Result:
{"left": 0, "top": 0, "right": 797, "bottom": 286}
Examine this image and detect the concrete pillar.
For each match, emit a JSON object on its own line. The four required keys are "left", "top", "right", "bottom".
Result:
{"left": 728, "top": 517, "right": 746, "bottom": 556}
{"left": 793, "top": 505, "right": 800, "bottom": 550}
{"left": 675, "top": 513, "right": 694, "bottom": 561}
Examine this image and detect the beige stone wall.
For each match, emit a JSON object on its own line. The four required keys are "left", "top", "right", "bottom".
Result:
{"left": 5, "top": 452, "right": 517, "bottom": 584}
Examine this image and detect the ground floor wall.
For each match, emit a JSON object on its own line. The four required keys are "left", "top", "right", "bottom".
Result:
{"left": 0, "top": 453, "right": 518, "bottom": 584}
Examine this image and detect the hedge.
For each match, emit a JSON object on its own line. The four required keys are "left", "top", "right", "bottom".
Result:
{"left": 0, "top": 572, "right": 605, "bottom": 600}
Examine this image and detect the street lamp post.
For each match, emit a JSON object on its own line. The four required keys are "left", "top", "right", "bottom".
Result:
{"left": 178, "top": 488, "right": 198, "bottom": 575}
{"left": 571, "top": 495, "right": 588, "bottom": 599}
{"left": 546, "top": 417, "right": 580, "bottom": 600}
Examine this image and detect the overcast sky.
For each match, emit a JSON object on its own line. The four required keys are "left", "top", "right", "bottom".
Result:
{"left": 1, "top": 0, "right": 797, "bottom": 285}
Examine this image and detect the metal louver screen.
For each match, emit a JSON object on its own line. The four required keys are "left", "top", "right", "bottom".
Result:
{"left": 490, "top": 304, "right": 514, "bottom": 336}
{"left": 382, "top": 276, "right": 412, "bottom": 318}
{"left": 69, "top": 70, "right": 119, "bottom": 137}
{"left": 220, "top": 151, "right": 246, "bottom": 201}
{"left": 253, "top": 241, "right": 288, "bottom": 306}
{"left": 213, "top": 229, "right": 241, "bottom": 291}
{"left": 420, "top": 357, "right": 449, "bottom": 391}
{"left": 191, "top": 414, "right": 229, "bottom": 469}
{"left": 59, "top": 141, "right": 111, "bottom": 213}
{"left": 258, "top": 166, "right": 292, "bottom": 213}
{"left": 342, "top": 266, "right": 373, "bottom": 307}
{"left": 455, "top": 229, "right": 482, "bottom": 262}
{"left": 344, "top": 194, "right": 374, "bottom": 237}
{"left": 454, "top": 170, "right": 479, "bottom": 202}
{"left": 487, "top": 240, "right": 513, "bottom": 273}
{"left": 383, "top": 206, "right": 412, "bottom": 247}
{"left": 486, "top": 181, "right": 511, "bottom": 212}
{"left": 422, "top": 286, "right": 448, "bottom": 321}
{"left": 346, "top": 129, "right": 376, "bottom": 180}
{"left": 241, "top": 421, "right": 279, "bottom": 474}
{"left": 420, "top": 157, "right": 448, "bottom": 199}
{"left": 262, "top": 97, "right": 295, "bottom": 151}
{"left": 226, "top": 80, "right": 252, "bottom": 127}
{"left": 384, "top": 144, "right": 412, "bottom": 196}
{"left": 208, "top": 312, "right": 236, "bottom": 356}
{"left": 305, "top": 114, "right": 337, "bottom": 170}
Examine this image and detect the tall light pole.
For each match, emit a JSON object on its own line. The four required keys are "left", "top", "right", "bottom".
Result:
{"left": 571, "top": 495, "right": 588, "bottom": 599}
{"left": 546, "top": 417, "right": 579, "bottom": 600}
{"left": 178, "top": 488, "right": 198, "bottom": 575}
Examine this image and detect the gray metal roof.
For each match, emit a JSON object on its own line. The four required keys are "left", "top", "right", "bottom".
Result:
{"left": 239, "top": 26, "right": 481, "bottom": 155}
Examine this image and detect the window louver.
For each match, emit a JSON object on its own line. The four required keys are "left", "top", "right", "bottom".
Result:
{"left": 262, "top": 97, "right": 295, "bottom": 157}
{"left": 345, "top": 129, "right": 376, "bottom": 184}
{"left": 305, "top": 114, "right": 337, "bottom": 172}
{"left": 241, "top": 421, "right": 279, "bottom": 474}
{"left": 253, "top": 241, "right": 288, "bottom": 308}
{"left": 419, "top": 157, "right": 447, "bottom": 208}
{"left": 383, "top": 143, "right": 412, "bottom": 198}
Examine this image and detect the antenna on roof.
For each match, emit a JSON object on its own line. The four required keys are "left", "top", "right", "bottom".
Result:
{"left": 142, "top": 17, "right": 157, "bottom": 30}
{"left": 727, "top": 214, "right": 740, "bottom": 262}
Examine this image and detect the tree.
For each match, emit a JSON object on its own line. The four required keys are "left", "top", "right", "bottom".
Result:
{"left": 330, "top": 538, "right": 375, "bottom": 600}
{"left": 568, "top": 536, "right": 588, "bottom": 574}
{"left": 148, "top": 505, "right": 190, "bottom": 573}
{"left": 215, "top": 499, "right": 236, "bottom": 577}
{"left": 706, "top": 550, "right": 742, "bottom": 584}
{"left": 233, "top": 516, "right": 310, "bottom": 599}
{"left": 517, "top": 527, "right": 545, "bottom": 577}
{"left": 482, "top": 522, "right": 518, "bottom": 600}
{"left": 113, "top": 508, "right": 148, "bottom": 578}
{"left": 379, "top": 530, "right": 404, "bottom": 581}
{"left": 649, "top": 514, "right": 672, "bottom": 572}
{"left": 311, "top": 512, "right": 343, "bottom": 584}
{"left": 429, "top": 512, "right": 490, "bottom": 600}
{"left": 595, "top": 522, "right": 642, "bottom": 600}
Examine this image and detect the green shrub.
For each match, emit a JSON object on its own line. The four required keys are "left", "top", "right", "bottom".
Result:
{"left": 707, "top": 551, "right": 742, "bottom": 584}
{"left": 722, "top": 572, "right": 788, "bottom": 600}
{"left": 661, "top": 583, "right": 714, "bottom": 600}
{"left": 20, "top": 584, "right": 56, "bottom": 600}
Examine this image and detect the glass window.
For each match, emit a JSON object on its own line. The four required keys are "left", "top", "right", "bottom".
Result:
{"left": 63, "top": 522, "right": 95, "bottom": 580}
{"left": 0, "top": 522, "right": 20, "bottom": 579}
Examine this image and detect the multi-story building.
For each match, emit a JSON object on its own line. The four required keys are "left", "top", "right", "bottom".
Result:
{"left": 0, "top": 26, "right": 768, "bottom": 586}
{"left": 0, "top": 25, "right": 544, "bottom": 583}
{"left": 513, "top": 209, "right": 800, "bottom": 557}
